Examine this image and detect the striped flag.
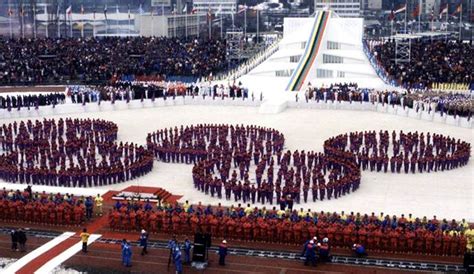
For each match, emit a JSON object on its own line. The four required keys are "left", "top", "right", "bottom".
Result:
{"left": 453, "top": 4, "right": 462, "bottom": 15}
{"left": 394, "top": 4, "right": 406, "bottom": 14}
{"left": 66, "top": 6, "right": 72, "bottom": 16}
{"left": 237, "top": 5, "right": 248, "bottom": 14}
{"left": 412, "top": 3, "right": 420, "bottom": 18}
{"left": 439, "top": 3, "right": 448, "bottom": 19}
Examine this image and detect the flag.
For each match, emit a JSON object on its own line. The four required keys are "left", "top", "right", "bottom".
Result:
{"left": 80, "top": 5, "right": 84, "bottom": 14}
{"left": 207, "top": 6, "right": 212, "bottom": 18}
{"left": 191, "top": 8, "right": 197, "bottom": 14}
{"left": 66, "top": 6, "right": 72, "bottom": 16}
{"left": 20, "top": 5, "right": 25, "bottom": 17}
{"left": 182, "top": 5, "right": 187, "bottom": 14}
{"left": 430, "top": 7, "right": 434, "bottom": 20}
{"left": 412, "top": 3, "right": 420, "bottom": 18}
{"left": 8, "top": 7, "right": 13, "bottom": 17}
{"left": 128, "top": 5, "right": 131, "bottom": 19}
{"left": 453, "top": 4, "right": 462, "bottom": 15}
{"left": 93, "top": 9, "right": 96, "bottom": 19}
{"left": 237, "top": 5, "right": 247, "bottom": 14}
{"left": 138, "top": 4, "right": 144, "bottom": 15}
{"left": 116, "top": 5, "right": 119, "bottom": 15}
{"left": 394, "top": 4, "right": 406, "bottom": 14}
{"left": 439, "top": 3, "right": 448, "bottom": 19}
{"left": 104, "top": 5, "right": 108, "bottom": 20}
{"left": 388, "top": 9, "right": 395, "bottom": 21}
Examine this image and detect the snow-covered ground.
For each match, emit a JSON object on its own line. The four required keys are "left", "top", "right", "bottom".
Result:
{"left": 0, "top": 105, "right": 472, "bottom": 221}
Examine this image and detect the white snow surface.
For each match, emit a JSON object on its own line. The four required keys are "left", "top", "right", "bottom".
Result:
{"left": 0, "top": 105, "right": 473, "bottom": 221}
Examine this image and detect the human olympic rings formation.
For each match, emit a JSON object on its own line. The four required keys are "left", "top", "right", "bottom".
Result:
{"left": 147, "top": 124, "right": 471, "bottom": 205}
{"left": 0, "top": 118, "right": 154, "bottom": 187}
{"left": 0, "top": 120, "right": 470, "bottom": 200}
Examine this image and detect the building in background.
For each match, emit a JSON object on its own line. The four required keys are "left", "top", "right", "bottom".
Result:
{"left": 193, "top": 0, "right": 237, "bottom": 15}
{"left": 314, "top": 0, "right": 361, "bottom": 17}
{"left": 367, "top": 0, "right": 383, "bottom": 10}
{"left": 135, "top": 13, "right": 207, "bottom": 38}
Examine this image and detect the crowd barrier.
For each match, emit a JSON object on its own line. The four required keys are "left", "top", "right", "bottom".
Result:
{"left": 0, "top": 96, "right": 471, "bottom": 129}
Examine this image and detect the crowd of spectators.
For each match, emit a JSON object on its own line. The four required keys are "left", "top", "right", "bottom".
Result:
{"left": 0, "top": 37, "right": 227, "bottom": 85}
{"left": 0, "top": 187, "right": 95, "bottom": 225}
{"left": 0, "top": 93, "right": 65, "bottom": 110}
{"left": 0, "top": 118, "right": 154, "bottom": 187}
{"left": 304, "top": 83, "right": 473, "bottom": 118}
{"left": 109, "top": 200, "right": 473, "bottom": 256}
{"left": 371, "top": 39, "right": 473, "bottom": 89}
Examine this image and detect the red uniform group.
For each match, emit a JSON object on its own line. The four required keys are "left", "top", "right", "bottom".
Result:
{"left": 109, "top": 201, "right": 469, "bottom": 257}
{"left": 0, "top": 188, "right": 90, "bottom": 225}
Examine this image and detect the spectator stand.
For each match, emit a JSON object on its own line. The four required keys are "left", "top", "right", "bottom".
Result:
{"left": 362, "top": 40, "right": 399, "bottom": 87}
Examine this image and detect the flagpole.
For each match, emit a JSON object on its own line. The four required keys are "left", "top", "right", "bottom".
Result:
{"left": 459, "top": 5, "right": 462, "bottom": 41}
{"left": 185, "top": 6, "right": 188, "bottom": 38}
{"left": 151, "top": 8, "right": 154, "bottom": 37}
{"left": 390, "top": 20, "right": 393, "bottom": 37}
{"left": 445, "top": 6, "right": 448, "bottom": 42}
{"left": 70, "top": 8, "right": 73, "bottom": 37}
{"left": 208, "top": 9, "right": 212, "bottom": 39}
{"left": 93, "top": 9, "right": 96, "bottom": 37}
{"left": 45, "top": 5, "right": 49, "bottom": 38}
{"left": 197, "top": 13, "right": 200, "bottom": 38}
{"left": 244, "top": 7, "right": 247, "bottom": 37}
{"left": 220, "top": 11, "right": 223, "bottom": 39}
{"left": 57, "top": 5, "right": 60, "bottom": 38}
{"left": 81, "top": 5, "right": 84, "bottom": 38}
{"left": 173, "top": 5, "right": 177, "bottom": 37}
{"left": 9, "top": 5, "right": 12, "bottom": 39}
{"left": 116, "top": 5, "right": 119, "bottom": 33}
{"left": 257, "top": 9, "right": 259, "bottom": 43}
{"left": 404, "top": 0, "right": 407, "bottom": 33}
{"left": 417, "top": 0, "right": 421, "bottom": 33}
{"left": 128, "top": 6, "right": 131, "bottom": 35}
{"left": 33, "top": 4, "right": 37, "bottom": 39}
{"left": 21, "top": 6, "right": 25, "bottom": 39}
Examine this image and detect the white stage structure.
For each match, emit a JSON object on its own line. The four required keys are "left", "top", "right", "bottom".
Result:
{"left": 238, "top": 10, "right": 387, "bottom": 98}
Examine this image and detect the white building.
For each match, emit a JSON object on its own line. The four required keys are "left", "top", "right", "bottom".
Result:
{"left": 237, "top": 10, "right": 386, "bottom": 93}
{"left": 135, "top": 13, "right": 207, "bottom": 38}
{"left": 193, "top": 0, "right": 237, "bottom": 15}
{"left": 314, "top": 0, "right": 361, "bottom": 18}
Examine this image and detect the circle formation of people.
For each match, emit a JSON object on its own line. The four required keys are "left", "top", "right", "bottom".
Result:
{"left": 0, "top": 118, "right": 154, "bottom": 187}
{"left": 147, "top": 125, "right": 470, "bottom": 206}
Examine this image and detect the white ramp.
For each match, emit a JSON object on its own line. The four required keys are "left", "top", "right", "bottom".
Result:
{"left": 3, "top": 232, "right": 75, "bottom": 274}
